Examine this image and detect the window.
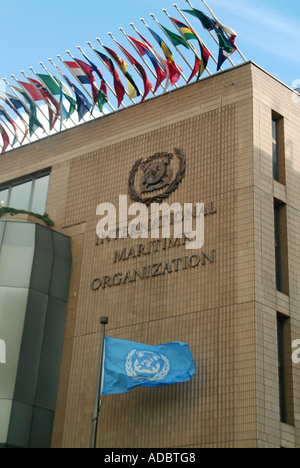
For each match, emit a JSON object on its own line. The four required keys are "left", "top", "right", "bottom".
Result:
{"left": 0, "top": 172, "right": 50, "bottom": 215}
{"left": 277, "top": 314, "right": 294, "bottom": 425}
{"left": 272, "top": 112, "right": 285, "bottom": 184}
{"left": 274, "top": 201, "right": 289, "bottom": 295}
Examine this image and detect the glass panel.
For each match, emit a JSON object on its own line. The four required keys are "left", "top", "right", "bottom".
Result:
{"left": 272, "top": 119, "right": 277, "bottom": 142}
{"left": 274, "top": 204, "right": 282, "bottom": 292}
{"left": 30, "top": 175, "right": 50, "bottom": 215}
{"left": 0, "top": 189, "right": 9, "bottom": 208}
{"left": 277, "top": 316, "right": 287, "bottom": 423}
{"left": 9, "top": 181, "right": 32, "bottom": 211}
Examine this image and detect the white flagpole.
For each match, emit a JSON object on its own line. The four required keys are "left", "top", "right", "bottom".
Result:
{"left": 39, "top": 61, "right": 78, "bottom": 127}
{"left": 184, "top": 0, "right": 235, "bottom": 67}
{"left": 149, "top": 13, "right": 189, "bottom": 84}
{"left": 119, "top": 27, "right": 167, "bottom": 94}
{"left": 196, "top": 0, "right": 246, "bottom": 62}
{"left": 90, "top": 316, "right": 108, "bottom": 449}
{"left": 76, "top": 45, "right": 116, "bottom": 112}
{"left": 95, "top": 37, "right": 138, "bottom": 104}
{"left": 86, "top": 40, "right": 127, "bottom": 109}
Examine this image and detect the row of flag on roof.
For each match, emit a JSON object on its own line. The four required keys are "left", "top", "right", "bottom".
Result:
{"left": 0, "top": 1, "right": 244, "bottom": 154}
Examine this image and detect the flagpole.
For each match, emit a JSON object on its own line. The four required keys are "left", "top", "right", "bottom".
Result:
{"left": 87, "top": 40, "right": 127, "bottom": 109}
{"left": 199, "top": 0, "right": 247, "bottom": 62}
{"left": 148, "top": 14, "right": 189, "bottom": 84}
{"left": 48, "top": 57, "right": 89, "bottom": 123}
{"left": 11, "top": 73, "right": 49, "bottom": 136}
{"left": 95, "top": 37, "right": 138, "bottom": 104}
{"left": 38, "top": 62, "right": 78, "bottom": 127}
{"left": 90, "top": 316, "right": 108, "bottom": 449}
{"left": 169, "top": 5, "right": 215, "bottom": 73}
{"left": 107, "top": 32, "right": 144, "bottom": 98}
{"left": 76, "top": 46, "right": 116, "bottom": 112}
{"left": 119, "top": 27, "right": 168, "bottom": 93}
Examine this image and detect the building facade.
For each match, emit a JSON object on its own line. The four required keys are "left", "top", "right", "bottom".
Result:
{"left": 0, "top": 62, "right": 300, "bottom": 448}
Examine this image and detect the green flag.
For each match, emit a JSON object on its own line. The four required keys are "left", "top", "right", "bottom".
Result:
{"left": 159, "top": 24, "right": 190, "bottom": 49}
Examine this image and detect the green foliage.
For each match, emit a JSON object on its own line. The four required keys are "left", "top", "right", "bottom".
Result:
{"left": 0, "top": 207, "right": 54, "bottom": 227}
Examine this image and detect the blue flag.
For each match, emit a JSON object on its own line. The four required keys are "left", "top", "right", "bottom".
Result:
{"left": 102, "top": 337, "right": 195, "bottom": 395}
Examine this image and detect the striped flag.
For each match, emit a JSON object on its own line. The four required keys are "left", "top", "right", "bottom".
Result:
{"left": 103, "top": 45, "right": 140, "bottom": 100}
{"left": 114, "top": 41, "right": 152, "bottom": 102}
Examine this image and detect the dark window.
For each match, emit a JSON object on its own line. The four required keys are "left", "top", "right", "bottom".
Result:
{"left": 272, "top": 112, "right": 285, "bottom": 184}
{"left": 274, "top": 201, "right": 289, "bottom": 295}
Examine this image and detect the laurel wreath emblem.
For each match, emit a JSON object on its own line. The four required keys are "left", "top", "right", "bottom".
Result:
{"left": 128, "top": 148, "right": 186, "bottom": 206}
{"left": 125, "top": 349, "right": 171, "bottom": 381}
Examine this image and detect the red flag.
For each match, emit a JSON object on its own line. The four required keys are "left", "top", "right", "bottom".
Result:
{"left": 0, "top": 125, "right": 10, "bottom": 154}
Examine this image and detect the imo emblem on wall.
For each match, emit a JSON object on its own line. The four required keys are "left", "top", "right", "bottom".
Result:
{"left": 128, "top": 148, "right": 186, "bottom": 206}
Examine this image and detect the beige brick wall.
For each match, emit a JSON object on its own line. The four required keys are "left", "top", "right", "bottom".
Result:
{"left": 1, "top": 62, "right": 300, "bottom": 448}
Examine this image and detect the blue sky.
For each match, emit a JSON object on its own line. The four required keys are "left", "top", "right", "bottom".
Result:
{"left": 0, "top": 0, "right": 299, "bottom": 109}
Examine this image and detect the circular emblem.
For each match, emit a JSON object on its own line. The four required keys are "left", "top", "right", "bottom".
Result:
{"left": 125, "top": 349, "right": 170, "bottom": 381}
{"left": 128, "top": 148, "right": 186, "bottom": 206}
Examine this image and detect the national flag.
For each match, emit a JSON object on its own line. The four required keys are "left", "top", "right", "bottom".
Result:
{"left": 0, "top": 93, "right": 29, "bottom": 143}
{"left": 13, "top": 86, "right": 44, "bottom": 136}
{"left": 26, "top": 78, "right": 60, "bottom": 130}
{"left": 136, "top": 32, "right": 171, "bottom": 89}
{"left": 19, "top": 79, "right": 60, "bottom": 131}
{"left": 63, "top": 75, "right": 91, "bottom": 121}
{"left": 64, "top": 61, "right": 90, "bottom": 84}
{"left": 183, "top": 8, "right": 236, "bottom": 69}
{"left": 114, "top": 42, "right": 152, "bottom": 103}
{"left": 36, "top": 73, "right": 72, "bottom": 120}
{"left": 147, "top": 28, "right": 181, "bottom": 86}
{"left": 0, "top": 91, "right": 29, "bottom": 115}
{"left": 0, "top": 106, "right": 18, "bottom": 145}
{"left": 0, "top": 124, "right": 10, "bottom": 154}
{"left": 168, "top": 18, "right": 210, "bottom": 81}
{"left": 93, "top": 49, "right": 125, "bottom": 107}
{"left": 159, "top": 25, "right": 190, "bottom": 49}
{"left": 102, "top": 337, "right": 195, "bottom": 395}
{"left": 103, "top": 45, "right": 140, "bottom": 101}
{"left": 127, "top": 35, "right": 167, "bottom": 94}
{"left": 74, "top": 58, "right": 108, "bottom": 113}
